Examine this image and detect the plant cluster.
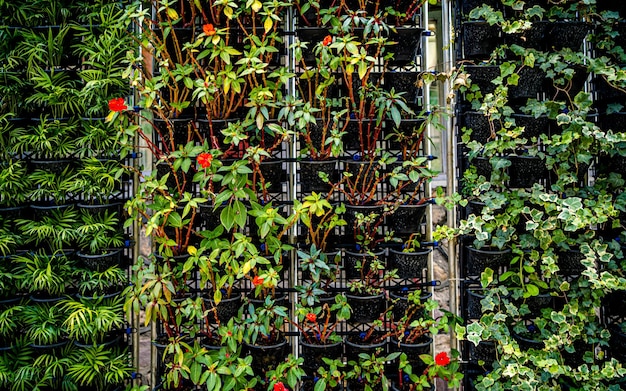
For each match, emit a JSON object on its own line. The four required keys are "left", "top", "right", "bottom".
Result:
{"left": 436, "top": 0, "right": 626, "bottom": 389}
{"left": 0, "top": 1, "right": 133, "bottom": 390}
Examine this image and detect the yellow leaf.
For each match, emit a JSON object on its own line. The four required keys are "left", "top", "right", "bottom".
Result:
{"left": 105, "top": 111, "right": 116, "bottom": 123}
{"left": 188, "top": 246, "right": 197, "bottom": 256}
{"left": 264, "top": 17, "right": 273, "bottom": 33}
{"left": 166, "top": 7, "right": 179, "bottom": 20}
{"left": 224, "top": 6, "right": 233, "bottom": 19}
{"left": 242, "top": 261, "right": 252, "bottom": 275}
{"left": 252, "top": 0, "right": 262, "bottom": 12}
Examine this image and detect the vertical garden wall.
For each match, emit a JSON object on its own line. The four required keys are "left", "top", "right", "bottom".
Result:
{"left": 111, "top": 0, "right": 461, "bottom": 390}
{"left": 0, "top": 0, "right": 134, "bottom": 390}
{"left": 450, "top": 0, "right": 626, "bottom": 389}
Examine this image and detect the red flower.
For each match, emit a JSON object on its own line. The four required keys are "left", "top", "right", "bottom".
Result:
{"left": 306, "top": 313, "right": 316, "bottom": 322}
{"left": 203, "top": 24, "right": 216, "bottom": 36}
{"left": 274, "top": 382, "right": 286, "bottom": 391}
{"left": 253, "top": 276, "right": 264, "bottom": 286}
{"left": 197, "top": 152, "right": 213, "bottom": 169}
{"left": 435, "top": 352, "right": 451, "bottom": 366}
{"left": 322, "top": 35, "right": 332, "bottom": 46}
{"left": 108, "top": 98, "right": 127, "bottom": 112}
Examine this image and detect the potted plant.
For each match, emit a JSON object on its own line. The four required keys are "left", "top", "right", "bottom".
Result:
{"left": 345, "top": 253, "right": 397, "bottom": 324}
{"left": 61, "top": 295, "right": 125, "bottom": 346}
{"left": 239, "top": 296, "right": 290, "bottom": 377}
{"left": 22, "top": 302, "right": 67, "bottom": 348}
{"left": 293, "top": 294, "right": 351, "bottom": 376}
{"left": 14, "top": 251, "right": 74, "bottom": 298}
{"left": 74, "top": 207, "right": 125, "bottom": 272}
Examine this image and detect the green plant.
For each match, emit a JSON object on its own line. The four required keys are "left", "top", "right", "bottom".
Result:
{"left": 14, "top": 251, "right": 74, "bottom": 296}
{"left": 75, "top": 208, "right": 124, "bottom": 254}
{"left": 71, "top": 158, "right": 125, "bottom": 203}
{"left": 0, "top": 159, "right": 32, "bottom": 207}
{"left": 16, "top": 207, "right": 79, "bottom": 252}
{"left": 67, "top": 345, "right": 132, "bottom": 389}
{"left": 74, "top": 265, "right": 128, "bottom": 297}
{"left": 240, "top": 296, "right": 289, "bottom": 346}
{"left": 22, "top": 303, "right": 67, "bottom": 346}
{"left": 347, "top": 254, "right": 397, "bottom": 296}
{"left": 294, "top": 294, "right": 351, "bottom": 345}
{"left": 61, "top": 295, "right": 125, "bottom": 345}
{"left": 10, "top": 117, "right": 77, "bottom": 159}
{"left": 294, "top": 193, "right": 346, "bottom": 253}
{"left": 345, "top": 350, "right": 401, "bottom": 391}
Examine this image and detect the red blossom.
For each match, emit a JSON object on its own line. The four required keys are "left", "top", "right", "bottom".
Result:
{"left": 435, "top": 352, "right": 451, "bottom": 366}
{"left": 203, "top": 24, "right": 216, "bottom": 36}
{"left": 306, "top": 313, "right": 317, "bottom": 322}
{"left": 274, "top": 381, "right": 286, "bottom": 391}
{"left": 197, "top": 152, "right": 213, "bottom": 169}
{"left": 108, "top": 98, "right": 127, "bottom": 112}
{"left": 322, "top": 35, "right": 332, "bottom": 46}
{"left": 253, "top": 276, "right": 264, "bottom": 286}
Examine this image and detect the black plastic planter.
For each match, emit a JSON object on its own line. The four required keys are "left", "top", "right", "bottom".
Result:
{"left": 387, "top": 247, "right": 430, "bottom": 279}
{"left": 507, "top": 155, "right": 548, "bottom": 188}
{"left": 387, "top": 203, "right": 428, "bottom": 235}
{"left": 461, "top": 22, "right": 501, "bottom": 60}
{"left": 345, "top": 292, "right": 386, "bottom": 324}
{"left": 465, "top": 246, "right": 511, "bottom": 278}
{"left": 299, "top": 159, "right": 337, "bottom": 193}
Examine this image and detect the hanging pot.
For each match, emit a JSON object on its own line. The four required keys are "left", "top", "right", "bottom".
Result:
{"left": 344, "top": 332, "right": 387, "bottom": 362}
{"left": 461, "top": 111, "right": 493, "bottom": 144}
{"left": 254, "top": 159, "right": 285, "bottom": 194}
{"left": 345, "top": 292, "right": 386, "bottom": 324}
{"left": 344, "top": 248, "right": 385, "bottom": 280}
{"left": 386, "top": 28, "right": 424, "bottom": 66}
{"left": 244, "top": 337, "right": 289, "bottom": 375}
{"left": 300, "top": 339, "right": 343, "bottom": 376}
{"left": 202, "top": 293, "right": 243, "bottom": 325}
{"left": 509, "top": 67, "right": 546, "bottom": 100}
{"left": 461, "top": 22, "right": 501, "bottom": 60}
{"left": 76, "top": 248, "right": 123, "bottom": 271}
{"left": 153, "top": 117, "right": 197, "bottom": 151}
{"left": 387, "top": 247, "right": 430, "bottom": 279}
{"left": 507, "top": 155, "right": 548, "bottom": 188}
{"left": 465, "top": 285, "right": 486, "bottom": 320}
{"left": 387, "top": 203, "right": 428, "bottom": 235}
{"left": 545, "top": 22, "right": 591, "bottom": 51}
{"left": 388, "top": 290, "right": 432, "bottom": 324}
{"left": 342, "top": 203, "right": 384, "bottom": 241}
{"left": 556, "top": 249, "right": 586, "bottom": 276}
{"left": 465, "top": 246, "right": 511, "bottom": 278}
{"left": 512, "top": 113, "right": 550, "bottom": 140}
{"left": 468, "top": 340, "right": 496, "bottom": 366}
{"left": 299, "top": 159, "right": 337, "bottom": 193}
{"left": 387, "top": 118, "right": 426, "bottom": 151}
{"left": 388, "top": 335, "right": 432, "bottom": 372}
{"left": 505, "top": 21, "right": 547, "bottom": 50}
{"left": 463, "top": 65, "right": 500, "bottom": 96}
{"left": 383, "top": 72, "right": 421, "bottom": 110}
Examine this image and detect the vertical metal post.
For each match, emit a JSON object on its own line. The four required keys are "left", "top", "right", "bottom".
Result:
{"left": 285, "top": 4, "right": 299, "bottom": 361}
{"left": 442, "top": 0, "right": 459, "bottom": 357}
